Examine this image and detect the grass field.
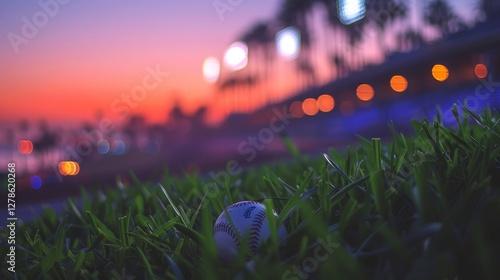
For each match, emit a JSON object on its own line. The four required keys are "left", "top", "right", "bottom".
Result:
{"left": 2, "top": 106, "right": 500, "bottom": 279}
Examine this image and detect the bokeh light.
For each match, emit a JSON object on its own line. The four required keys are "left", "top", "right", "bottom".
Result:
{"left": 338, "top": 0, "right": 366, "bottom": 25}
{"left": 30, "top": 175, "right": 42, "bottom": 190}
{"left": 58, "top": 161, "right": 80, "bottom": 176}
{"left": 276, "top": 27, "right": 301, "bottom": 60}
{"left": 112, "top": 140, "right": 127, "bottom": 155}
{"left": 290, "top": 100, "right": 304, "bottom": 118}
{"left": 390, "top": 75, "right": 408, "bottom": 93}
{"left": 302, "top": 98, "right": 319, "bottom": 116}
{"left": 203, "top": 57, "right": 220, "bottom": 83}
{"left": 317, "top": 94, "right": 335, "bottom": 112}
{"left": 18, "top": 140, "right": 33, "bottom": 154}
{"left": 97, "top": 139, "right": 110, "bottom": 154}
{"left": 474, "top": 63, "right": 487, "bottom": 79}
{"left": 432, "top": 64, "right": 449, "bottom": 82}
{"left": 224, "top": 41, "right": 248, "bottom": 71}
{"left": 356, "top": 84, "right": 374, "bottom": 101}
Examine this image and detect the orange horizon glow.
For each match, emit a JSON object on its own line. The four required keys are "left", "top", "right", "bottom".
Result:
{"left": 0, "top": 1, "right": 282, "bottom": 128}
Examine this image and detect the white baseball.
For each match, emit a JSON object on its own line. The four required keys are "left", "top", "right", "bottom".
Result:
{"left": 213, "top": 201, "right": 287, "bottom": 263}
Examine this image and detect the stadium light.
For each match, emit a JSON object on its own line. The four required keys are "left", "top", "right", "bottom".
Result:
{"left": 338, "top": 0, "right": 366, "bottom": 25}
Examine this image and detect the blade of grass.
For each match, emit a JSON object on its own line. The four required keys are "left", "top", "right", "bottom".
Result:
{"left": 159, "top": 183, "right": 188, "bottom": 226}
{"left": 68, "top": 252, "right": 85, "bottom": 280}
{"left": 136, "top": 246, "right": 154, "bottom": 279}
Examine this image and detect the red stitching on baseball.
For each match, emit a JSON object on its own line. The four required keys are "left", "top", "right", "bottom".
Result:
{"left": 214, "top": 222, "right": 240, "bottom": 247}
{"left": 248, "top": 209, "right": 267, "bottom": 254}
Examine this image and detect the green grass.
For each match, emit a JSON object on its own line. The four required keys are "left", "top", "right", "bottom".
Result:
{"left": 2, "top": 106, "right": 500, "bottom": 279}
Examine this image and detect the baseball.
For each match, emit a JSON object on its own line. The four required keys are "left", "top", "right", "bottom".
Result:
{"left": 213, "top": 201, "right": 287, "bottom": 263}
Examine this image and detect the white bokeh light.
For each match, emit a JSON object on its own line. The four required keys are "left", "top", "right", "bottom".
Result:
{"left": 202, "top": 57, "right": 220, "bottom": 83}
{"left": 338, "top": 0, "right": 365, "bottom": 25}
{"left": 224, "top": 41, "right": 248, "bottom": 71}
{"left": 276, "top": 27, "right": 301, "bottom": 61}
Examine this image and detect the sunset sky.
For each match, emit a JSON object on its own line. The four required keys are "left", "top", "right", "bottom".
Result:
{"left": 0, "top": 0, "right": 281, "bottom": 127}
{"left": 0, "top": 0, "right": 479, "bottom": 129}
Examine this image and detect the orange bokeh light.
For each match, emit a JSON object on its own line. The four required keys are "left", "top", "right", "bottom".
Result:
{"left": 390, "top": 75, "right": 408, "bottom": 93}
{"left": 302, "top": 98, "right": 319, "bottom": 116}
{"left": 290, "top": 101, "right": 304, "bottom": 118}
{"left": 474, "top": 64, "right": 487, "bottom": 79}
{"left": 432, "top": 64, "right": 449, "bottom": 82}
{"left": 58, "top": 161, "right": 80, "bottom": 176}
{"left": 356, "top": 84, "right": 374, "bottom": 101}
{"left": 317, "top": 94, "right": 335, "bottom": 112}
{"left": 18, "top": 140, "right": 33, "bottom": 155}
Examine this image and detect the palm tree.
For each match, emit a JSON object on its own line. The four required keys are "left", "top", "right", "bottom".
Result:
{"left": 276, "top": 0, "right": 316, "bottom": 89}
{"left": 343, "top": 18, "right": 368, "bottom": 70}
{"left": 18, "top": 119, "right": 30, "bottom": 172}
{"left": 240, "top": 21, "right": 275, "bottom": 105}
{"left": 396, "top": 28, "right": 425, "bottom": 51}
{"left": 330, "top": 53, "right": 348, "bottom": 77}
{"left": 315, "top": 0, "right": 344, "bottom": 78}
{"left": 123, "top": 114, "right": 147, "bottom": 150}
{"left": 18, "top": 119, "right": 30, "bottom": 139}
{"left": 424, "top": 0, "right": 466, "bottom": 37}
{"left": 218, "top": 76, "right": 241, "bottom": 112}
{"left": 319, "top": 0, "right": 369, "bottom": 72}
{"left": 33, "top": 121, "right": 58, "bottom": 170}
{"left": 365, "top": 0, "right": 408, "bottom": 56}
{"left": 477, "top": 0, "right": 500, "bottom": 22}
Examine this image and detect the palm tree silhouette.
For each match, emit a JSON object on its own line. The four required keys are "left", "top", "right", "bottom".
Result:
{"left": 477, "top": 0, "right": 500, "bottom": 21}
{"left": 240, "top": 21, "right": 275, "bottom": 105}
{"left": 365, "top": 0, "right": 408, "bottom": 56}
{"left": 396, "top": 28, "right": 425, "bottom": 51}
{"left": 316, "top": 0, "right": 348, "bottom": 78}
{"left": 219, "top": 75, "right": 259, "bottom": 112}
{"left": 343, "top": 19, "right": 367, "bottom": 71}
{"left": 424, "top": 0, "right": 466, "bottom": 37}
{"left": 277, "top": 0, "right": 316, "bottom": 89}
{"left": 219, "top": 76, "right": 240, "bottom": 111}
{"left": 33, "top": 121, "right": 59, "bottom": 170}
{"left": 18, "top": 119, "right": 31, "bottom": 173}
